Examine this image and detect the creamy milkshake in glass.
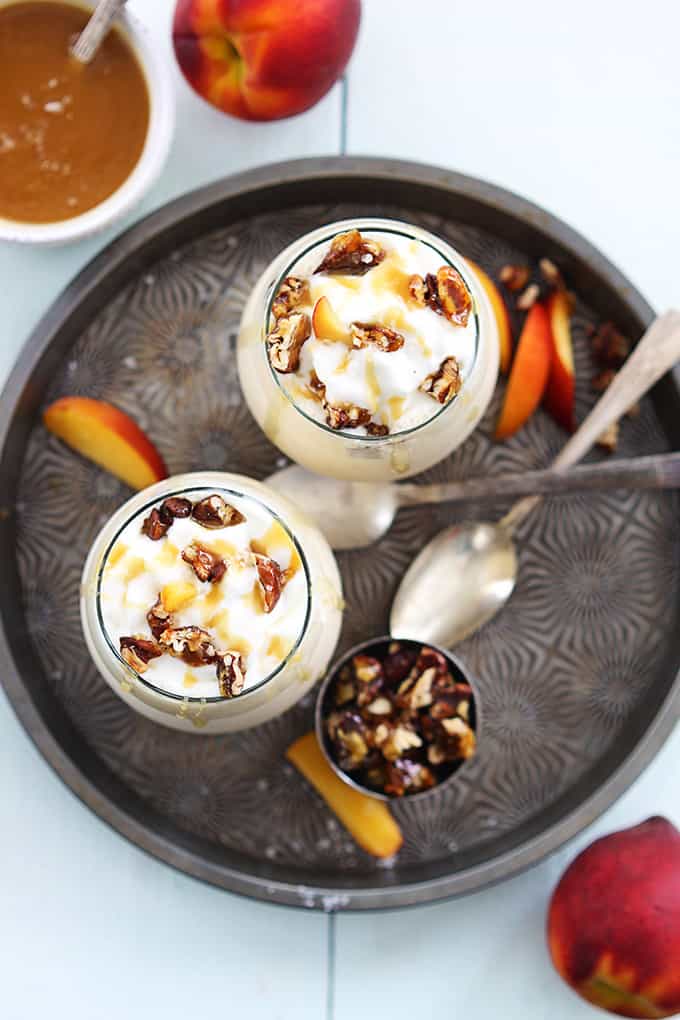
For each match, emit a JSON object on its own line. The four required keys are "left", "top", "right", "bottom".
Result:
{"left": 237, "top": 219, "right": 499, "bottom": 481}
{"left": 80, "top": 472, "right": 343, "bottom": 733}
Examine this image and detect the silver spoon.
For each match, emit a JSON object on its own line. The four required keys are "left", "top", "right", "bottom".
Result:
{"left": 390, "top": 309, "right": 680, "bottom": 647}
{"left": 268, "top": 452, "right": 680, "bottom": 550}
{"left": 70, "top": 0, "right": 126, "bottom": 64}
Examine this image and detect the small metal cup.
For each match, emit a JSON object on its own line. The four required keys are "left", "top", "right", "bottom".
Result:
{"left": 315, "top": 634, "right": 481, "bottom": 801}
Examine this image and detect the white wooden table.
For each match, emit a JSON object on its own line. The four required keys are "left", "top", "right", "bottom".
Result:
{"left": 1, "top": 2, "right": 678, "bottom": 1017}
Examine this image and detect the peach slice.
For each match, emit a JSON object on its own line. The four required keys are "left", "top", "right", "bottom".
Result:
{"left": 495, "top": 301, "right": 552, "bottom": 440}
{"left": 161, "top": 582, "right": 197, "bottom": 613}
{"left": 467, "top": 259, "right": 513, "bottom": 374}
{"left": 312, "top": 295, "right": 350, "bottom": 343}
{"left": 544, "top": 289, "right": 576, "bottom": 432}
{"left": 43, "top": 397, "right": 167, "bottom": 490}
{"left": 286, "top": 732, "right": 403, "bottom": 859}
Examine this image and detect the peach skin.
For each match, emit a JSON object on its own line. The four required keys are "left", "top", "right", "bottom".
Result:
{"left": 173, "top": 0, "right": 361, "bottom": 121}
{"left": 494, "top": 301, "right": 551, "bottom": 440}
{"left": 548, "top": 817, "right": 680, "bottom": 1018}
{"left": 467, "top": 258, "right": 513, "bottom": 374}
{"left": 43, "top": 397, "right": 167, "bottom": 490}
{"left": 544, "top": 288, "right": 576, "bottom": 431}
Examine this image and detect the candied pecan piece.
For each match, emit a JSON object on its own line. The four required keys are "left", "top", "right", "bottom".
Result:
{"left": 364, "top": 695, "right": 393, "bottom": 716}
{"left": 350, "top": 322, "right": 405, "bottom": 352}
{"left": 192, "top": 494, "right": 245, "bottom": 529}
{"left": 141, "top": 508, "right": 170, "bottom": 541}
{"left": 435, "top": 266, "right": 472, "bottom": 326}
{"left": 438, "top": 716, "right": 477, "bottom": 761}
{"left": 366, "top": 422, "right": 389, "bottom": 437}
{"left": 159, "top": 496, "right": 192, "bottom": 523}
{"left": 383, "top": 643, "right": 418, "bottom": 685}
{"left": 119, "top": 635, "right": 163, "bottom": 674}
{"left": 408, "top": 274, "right": 428, "bottom": 306}
{"left": 325, "top": 402, "right": 372, "bottom": 430}
{"left": 307, "top": 369, "right": 326, "bottom": 401}
{"left": 216, "top": 651, "right": 246, "bottom": 698}
{"left": 516, "top": 283, "right": 541, "bottom": 311}
{"left": 147, "top": 597, "right": 173, "bottom": 641}
{"left": 160, "top": 626, "right": 218, "bottom": 667}
{"left": 353, "top": 655, "right": 383, "bottom": 684}
{"left": 182, "top": 541, "right": 227, "bottom": 583}
{"left": 271, "top": 276, "right": 311, "bottom": 320}
{"left": 419, "top": 356, "right": 462, "bottom": 404}
{"left": 315, "top": 229, "right": 385, "bottom": 276}
{"left": 333, "top": 712, "right": 370, "bottom": 769}
{"left": 376, "top": 723, "right": 423, "bottom": 761}
{"left": 266, "top": 312, "right": 312, "bottom": 373}
{"left": 333, "top": 666, "right": 356, "bottom": 707}
{"left": 384, "top": 759, "right": 436, "bottom": 797}
{"left": 590, "top": 321, "right": 630, "bottom": 368}
{"left": 254, "top": 553, "right": 285, "bottom": 613}
{"left": 499, "top": 264, "right": 531, "bottom": 292}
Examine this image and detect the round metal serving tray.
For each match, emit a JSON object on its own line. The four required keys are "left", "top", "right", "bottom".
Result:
{"left": 1, "top": 157, "right": 678, "bottom": 911}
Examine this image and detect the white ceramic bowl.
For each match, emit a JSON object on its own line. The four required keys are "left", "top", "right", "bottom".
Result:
{"left": 0, "top": 0, "right": 175, "bottom": 245}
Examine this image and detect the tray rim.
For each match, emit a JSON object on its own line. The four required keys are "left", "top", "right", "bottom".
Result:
{"left": 1, "top": 155, "right": 678, "bottom": 912}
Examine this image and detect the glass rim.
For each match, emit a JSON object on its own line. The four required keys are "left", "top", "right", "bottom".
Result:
{"left": 94, "top": 484, "right": 312, "bottom": 704}
{"left": 264, "top": 223, "right": 481, "bottom": 441}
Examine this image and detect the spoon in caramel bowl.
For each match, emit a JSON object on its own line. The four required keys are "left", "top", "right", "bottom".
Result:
{"left": 270, "top": 309, "right": 680, "bottom": 646}
{"left": 70, "top": 0, "right": 126, "bottom": 64}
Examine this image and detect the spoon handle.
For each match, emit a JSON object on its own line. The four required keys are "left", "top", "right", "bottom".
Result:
{"left": 501, "top": 309, "right": 680, "bottom": 532}
{"left": 70, "top": 0, "right": 127, "bottom": 64}
{"left": 396, "top": 452, "right": 680, "bottom": 506}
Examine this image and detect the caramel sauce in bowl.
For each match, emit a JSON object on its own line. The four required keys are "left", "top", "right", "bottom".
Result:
{"left": 0, "top": 0, "right": 174, "bottom": 244}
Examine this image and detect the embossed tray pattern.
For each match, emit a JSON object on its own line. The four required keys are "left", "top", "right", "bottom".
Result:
{"left": 1, "top": 160, "right": 678, "bottom": 910}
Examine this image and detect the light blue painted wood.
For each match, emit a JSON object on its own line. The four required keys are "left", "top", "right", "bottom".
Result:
{"left": 0, "top": 689, "right": 329, "bottom": 1020}
{"left": 334, "top": 729, "right": 680, "bottom": 1020}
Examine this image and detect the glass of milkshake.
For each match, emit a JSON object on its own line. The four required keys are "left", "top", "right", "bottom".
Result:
{"left": 237, "top": 219, "right": 499, "bottom": 481}
{"left": 80, "top": 472, "right": 343, "bottom": 733}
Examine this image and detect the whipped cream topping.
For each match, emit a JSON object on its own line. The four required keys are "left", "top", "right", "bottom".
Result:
{"left": 272, "top": 230, "right": 477, "bottom": 435}
{"left": 99, "top": 489, "right": 308, "bottom": 699}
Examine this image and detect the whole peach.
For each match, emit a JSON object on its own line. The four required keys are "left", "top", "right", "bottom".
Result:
{"left": 173, "top": 0, "right": 361, "bottom": 121}
{"left": 547, "top": 817, "right": 680, "bottom": 1018}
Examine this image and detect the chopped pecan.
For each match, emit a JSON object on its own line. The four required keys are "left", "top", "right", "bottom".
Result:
{"left": 254, "top": 553, "right": 284, "bottom": 613}
{"left": 216, "top": 651, "right": 246, "bottom": 697}
{"left": 438, "top": 716, "right": 477, "bottom": 761}
{"left": 410, "top": 267, "right": 472, "bottom": 327}
{"left": 384, "top": 759, "right": 436, "bottom": 797}
{"left": 192, "top": 494, "right": 245, "bottom": 529}
{"left": 377, "top": 724, "right": 422, "bottom": 761}
{"left": 324, "top": 402, "right": 372, "bottom": 431}
{"left": 590, "top": 321, "right": 630, "bottom": 368}
{"left": 353, "top": 655, "right": 383, "bottom": 684}
{"left": 267, "top": 312, "right": 311, "bottom": 373}
{"left": 120, "top": 635, "right": 163, "bottom": 674}
{"left": 182, "top": 541, "right": 227, "bottom": 583}
{"left": 160, "top": 626, "right": 218, "bottom": 667}
{"left": 366, "top": 422, "right": 390, "bottom": 437}
{"left": 333, "top": 713, "right": 370, "bottom": 768}
{"left": 159, "top": 496, "right": 192, "bottom": 522}
{"left": 350, "top": 322, "right": 405, "bottom": 353}
{"left": 315, "top": 229, "right": 385, "bottom": 276}
{"left": 307, "top": 369, "right": 326, "bottom": 401}
{"left": 419, "top": 356, "right": 462, "bottom": 404}
{"left": 516, "top": 282, "right": 541, "bottom": 311}
{"left": 271, "top": 276, "right": 311, "bottom": 320}
{"left": 596, "top": 420, "right": 619, "bottom": 454}
{"left": 334, "top": 667, "right": 356, "bottom": 707}
{"left": 141, "top": 508, "right": 170, "bottom": 541}
{"left": 147, "top": 597, "right": 172, "bottom": 641}
{"left": 383, "top": 644, "right": 418, "bottom": 685}
{"left": 365, "top": 696, "right": 393, "bottom": 716}
{"left": 499, "top": 264, "right": 531, "bottom": 292}
{"left": 539, "top": 258, "right": 565, "bottom": 290}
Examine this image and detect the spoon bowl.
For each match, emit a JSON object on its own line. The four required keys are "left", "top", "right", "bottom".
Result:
{"left": 389, "top": 523, "right": 517, "bottom": 647}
